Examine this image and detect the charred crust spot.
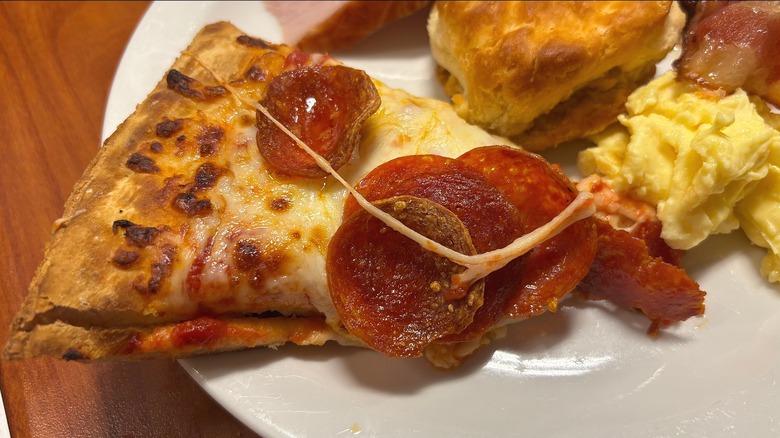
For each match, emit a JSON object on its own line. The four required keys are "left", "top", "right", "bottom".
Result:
{"left": 150, "top": 141, "right": 163, "bottom": 153}
{"left": 166, "top": 70, "right": 197, "bottom": 97}
{"left": 126, "top": 153, "right": 159, "bottom": 173}
{"left": 154, "top": 176, "right": 185, "bottom": 207}
{"left": 112, "top": 219, "right": 136, "bottom": 234}
{"left": 62, "top": 349, "right": 85, "bottom": 361}
{"left": 269, "top": 196, "right": 291, "bottom": 212}
{"left": 193, "top": 162, "right": 224, "bottom": 192}
{"left": 234, "top": 239, "right": 261, "bottom": 271}
{"left": 112, "top": 248, "right": 140, "bottom": 268}
{"left": 197, "top": 126, "right": 224, "bottom": 156}
{"left": 112, "top": 221, "right": 163, "bottom": 248}
{"left": 124, "top": 226, "right": 161, "bottom": 248}
{"left": 155, "top": 119, "right": 184, "bottom": 138}
{"left": 236, "top": 35, "right": 272, "bottom": 49}
{"left": 166, "top": 69, "right": 228, "bottom": 101}
{"left": 176, "top": 135, "right": 187, "bottom": 143}
{"left": 172, "top": 192, "right": 213, "bottom": 217}
{"left": 244, "top": 65, "right": 267, "bottom": 82}
{"left": 147, "top": 244, "right": 176, "bottom": 293}
{"left": 171, "top": 163, "right": 224, "bottom": 215}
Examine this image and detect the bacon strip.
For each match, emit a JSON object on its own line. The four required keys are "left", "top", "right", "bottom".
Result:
{"left": 676, "top": 1, "right": 780, "bottom": 106}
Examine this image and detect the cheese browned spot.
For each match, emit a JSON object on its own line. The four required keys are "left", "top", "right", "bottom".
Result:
{"left": 156, "top": 119, "right": 184, "bottom": 138}
{"left": 172, "top": 192, "right": 212, "bottom": 217}
{"left": 166, "top": 69, "right": 228, "bottom": 101}
{"left": 269, "top": 197, "right": 291, "bottom": 212}
{"left": 126, "top": 153, "right": 159, "bottom": 174}
{"left": 217, "top": 234, "right": 289, "bottom": 287}
{"left": 111, "top": 249, "right": 140, "bottom": 268}
{"left": 196, "top": 125, "right": 224, "bottom": 156}
{"left": 192, "top": 163, "right": 224, "bottom": 192}
{"left": 233, "top": 239, "right": 262, "bottom": 272}
{"left": 242, "top": 66, "right": 267, "bottom": 82}
{"left": 113, "top": 221, "right": 161, "bottom": 248}
{"left": 147, "top": 244, "right": 177, "bottom": 294}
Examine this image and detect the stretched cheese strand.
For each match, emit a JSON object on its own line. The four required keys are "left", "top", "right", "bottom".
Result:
{"left": 186, "top": 52, "right": 595, "bottom": 286}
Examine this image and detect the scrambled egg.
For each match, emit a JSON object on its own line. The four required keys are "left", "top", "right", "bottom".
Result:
{"left": 578, "top": 71, "right": 780, "bottom": 282}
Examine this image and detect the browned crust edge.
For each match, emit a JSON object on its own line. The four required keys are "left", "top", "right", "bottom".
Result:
{"left": 4, "top": 22, "right": 345, "bottom": 361}
{"left": 5, "top": 316, "right": 357, "bottom": 361}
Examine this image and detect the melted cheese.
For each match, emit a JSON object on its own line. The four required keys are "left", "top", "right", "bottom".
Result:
{"left": 250, "top": 82, "right": 593, "bottom": 316}
{"left": 164, "top": 82, "right": 517, "bottom": 324}
{"left": 169, "top": 54, "right": 594, "bottom": 329}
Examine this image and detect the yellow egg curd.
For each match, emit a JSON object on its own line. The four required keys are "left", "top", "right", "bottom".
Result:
{"left": 578, "top": 71, "right": 780, "bottom": 282}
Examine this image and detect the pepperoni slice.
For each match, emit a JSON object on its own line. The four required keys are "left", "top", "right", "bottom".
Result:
{"left": 343, "top": 155, "right": 526, "bottom": 343}
{"left": 578, "top": 220, "right": 706, "bottom": 334}
{"left": 327, "top": 196, "right": 484, "bottom": 357}
{"left": 256, "top": 65, "right": 380, "bottom": 178}
{"left": 342, "top": 155, "right": 481, "bottom": 219}
{"left": 458, "top": 146, "right": 598, "bottom": 318}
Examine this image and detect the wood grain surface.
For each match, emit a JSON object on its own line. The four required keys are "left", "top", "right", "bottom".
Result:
{"left": 0, "top": 2, "right": 259, "bottom": 437}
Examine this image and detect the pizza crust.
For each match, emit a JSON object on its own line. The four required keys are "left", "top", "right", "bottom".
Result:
{"left": 6, "top": 21, "right": 516, "bottom": 361}
{"left": 5, "top": 316, "right": 355, "bottom": 361}
{"left": 8, "top": 23, "right": 331, "bottom": 359}
{"left": 13, "top": 23, "right": 258, "bottom": 331}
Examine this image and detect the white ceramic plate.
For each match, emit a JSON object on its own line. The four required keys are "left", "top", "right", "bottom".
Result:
{"left": 104, "top": 2, "right": 780, "bottom": 437}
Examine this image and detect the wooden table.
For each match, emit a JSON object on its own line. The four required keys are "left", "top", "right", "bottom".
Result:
{"left": 0, "top": 3, "right": 260, "bottom": 437}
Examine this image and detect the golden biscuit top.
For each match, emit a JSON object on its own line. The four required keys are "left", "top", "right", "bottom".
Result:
{"left": 428, "top": 1, "right": 684, "bottom": 138}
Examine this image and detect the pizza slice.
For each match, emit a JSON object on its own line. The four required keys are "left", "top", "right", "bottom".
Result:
{"left": 4, "top": 21, "right": 704, "bottom": 368}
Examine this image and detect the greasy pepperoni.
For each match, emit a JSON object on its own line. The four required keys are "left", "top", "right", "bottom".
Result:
{"left": 394, "top": 170, "right": 528, "bottom": 342}
{"left": 343, "top": 155, "right": 477, "bottom": 219}
{"left": 343, "top": 155, "right": 526, "bottom": 343}
{"left": 328, "top": 196, "right": 484, "bottom": 357}
{"left": 256, "top": 65, "right": 380, "bottom": 178}
{"left": 578, "top": 220, "right": 706, "bottom": 334}
{"left": 458, "top": 146, "right": 597, "bottom": 318}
